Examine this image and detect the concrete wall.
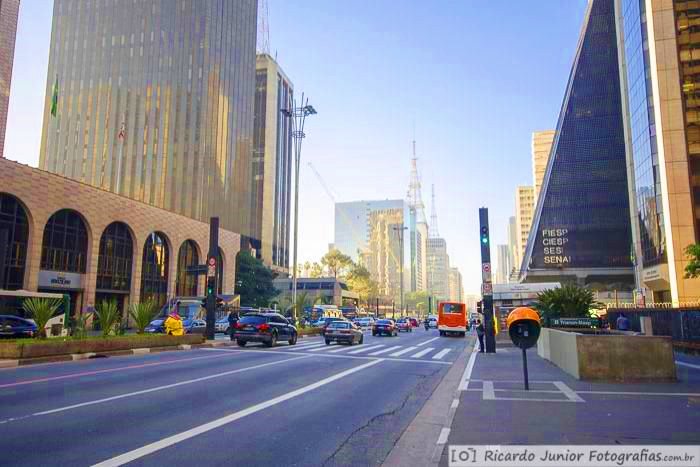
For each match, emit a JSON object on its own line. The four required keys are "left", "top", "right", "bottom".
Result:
{"left": 538, "top": 328, "right": 676, "bottom": 381}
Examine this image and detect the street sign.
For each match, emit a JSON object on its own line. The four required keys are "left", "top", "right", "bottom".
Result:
{"left": 482, "top": 263, "right": 491, "bottom": 273}
{"left": 207, "top": 257, "right": 216, "bottom": 278}
{"left": 481, "top": 283, "right": 493, "bottom": 296}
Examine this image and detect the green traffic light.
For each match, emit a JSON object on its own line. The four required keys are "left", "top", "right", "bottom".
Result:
{"left": 481, "top": 237, "right": 488, "bottom": 244}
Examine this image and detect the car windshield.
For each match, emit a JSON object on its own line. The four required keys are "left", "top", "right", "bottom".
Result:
{"left": 377, "top": 320, "right": 392, "bottom": 325}
{"left": 238, "top": 316, "right": 267, "bottom": 325}
{"left": 328, "top": 322, "right": 350, "bottom": 329}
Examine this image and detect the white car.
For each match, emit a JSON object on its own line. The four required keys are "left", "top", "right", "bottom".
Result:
{"left": 428, "top": 317, "right": 438, "bottom": 328}
{"left": 356, "top": 317, "right": 375, "bottom": 329}
{"left": 215, "top": 318, "right": 230, "bottom": 333}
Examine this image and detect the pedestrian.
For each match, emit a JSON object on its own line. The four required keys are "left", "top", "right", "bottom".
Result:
{"left": 164, "top": 310, "right": 184, "bottom": 336}
{"left": 476, "top": 319, "right": 485, "bottom": 353}
{"left": 227, "top": 309, "right": 238, "bottom": 341}
{"left": 616, "top": 312, "right": 630, "bottom": 331}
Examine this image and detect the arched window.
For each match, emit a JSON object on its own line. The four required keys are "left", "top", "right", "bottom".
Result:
{"left": 217, "top": 247, "right": 224, "bottom": 294}
{"left": 176, "top": 240, "right": 199, "bottom": 296}
{"left": 41, "top": 209, "right": 88, "bottom": 273}
{"left": 96, "top": 222, "right": 133, "bottom": 292}
{"left": 0, "top": 194, "right": 29, "bottom": 290}
{"left": 140, "top": 232, "right": 169, "bottom": 307}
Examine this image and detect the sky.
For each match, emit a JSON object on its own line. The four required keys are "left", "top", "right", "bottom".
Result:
{"left": 4, "top": 0, "right": 589, "bottom": 295}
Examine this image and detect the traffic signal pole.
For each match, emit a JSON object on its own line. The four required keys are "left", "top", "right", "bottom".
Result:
{"left": 205, "top": 217, "right": 219, "bottom": 341}
{"left": 479, "top": 208, "right": 496, "bottom": 353}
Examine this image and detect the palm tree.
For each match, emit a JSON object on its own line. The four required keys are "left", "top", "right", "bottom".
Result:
{"left": 129, "top": 300, "right": 157, "bottom": 334}
{"left": 22, "top": 297, "right": 62, "bottom": 338}
{"left": 534, "top": 284, "right": 602, "bottom": 324}
{"left": 94, "top": 300, "right": 121, "bottom": 337}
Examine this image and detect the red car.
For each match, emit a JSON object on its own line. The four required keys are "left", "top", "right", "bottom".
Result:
{"left": 408, "top": 317, "right": 419, "bottom": 327}
{"left": 396, "top": 318, "right": 413, "bottom": 333}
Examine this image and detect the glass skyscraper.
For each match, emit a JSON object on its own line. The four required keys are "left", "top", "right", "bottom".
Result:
{"left": 39, "top": 0, "right": 257, "bottom": 236}
{"left": 521, "top": 0, "right": 634, "bottom": 287}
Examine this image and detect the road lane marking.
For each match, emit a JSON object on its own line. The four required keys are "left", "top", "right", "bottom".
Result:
{"left": 327, "top": 344, "right": 361, "bottom": 353}
{"left": 5, "top": 356, "right": 311, "bottom": 424}
{"left": 483, "top": 381, "right": 496, "bottom": 400}
{"left": 436, "top": 427, "right": 450, "bottom": 445}
{"left": 347, "top": 345, "right": 383, "bottom": 355}
{"left": 553, "top": 381, "right": 585, "bottom": 403}
{"left": 410, "top": 348, "right": 434, "bottom": 359}
{"left": 432, "top": 349, "right": 451, "bottom": 360}
{"left": 389, "top": 346, "right": 418, "bottom": 357}
{"left": 451, "top": 399, "right": 459, "bottom": 409}
{"left": 92, "top": 359, "right": 384, "bottom": 467}
{"left": 0, "top": 352, "right": 236, "bottom": 390}
{"left": 458, "top": 340, "right": 480, "bottom": 391}
{"left": 416, "top": 337, "right": 439, "bottom": 347}
{"left": 368, "top": 346, "right": 401, "bottom": 356}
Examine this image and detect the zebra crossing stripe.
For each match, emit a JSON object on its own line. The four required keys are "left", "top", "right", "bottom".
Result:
{"left": 432, "top": 349, "right": 451, "bottom": 360}
{"left": 368, "top": 346, "right": 401, "bottom": 356}
{"left": 347, "top": 345, "right": 384, "bottom": 355}
{"left": 327, "top": 344, "right": 360, "bottom": 353}
{"left": 410, "top": 347, "right": 434, "bottom": 359}
{"left": 389, "top": 346, "right": 418, "bottom": 357}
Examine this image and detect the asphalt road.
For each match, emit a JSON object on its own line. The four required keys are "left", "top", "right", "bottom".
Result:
{"left": 0, "top": 327, "right": 470, "bottom": 466}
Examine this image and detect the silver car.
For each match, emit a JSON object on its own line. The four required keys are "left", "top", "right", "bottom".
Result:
{"left": 324, "top": 321, "right": 364, "bottom": 345}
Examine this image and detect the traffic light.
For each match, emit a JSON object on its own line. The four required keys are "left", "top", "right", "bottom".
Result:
{"left": 476, "top": 300, "right": 483, "bottom": 314}
{"left": 206, "top": 276, "right": 216, "bottom": 296}
{"left": 480, "top": 226, "right": 489, "bottom": 245}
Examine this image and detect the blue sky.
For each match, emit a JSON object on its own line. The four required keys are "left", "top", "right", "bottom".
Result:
{"left": 5, "top": 0, "right": 589, "bottom": 294}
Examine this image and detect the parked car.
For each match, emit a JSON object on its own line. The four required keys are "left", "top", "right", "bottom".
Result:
{"left": 324, "top": 321, "right": 364, "bottom": 345}
{"left": 0, "top": 315, "right": 37, "bottom": 338}
{"left": 145, "top": 300, "right": 207, "bottom": 335}
{"left": 408, "top": 317, "right": 419, "bottom": 327}
{"left": 234, "top": 313, "right": 297, "bottom": 347}
{"left": 372, "top": 319, "right": 398, "bottom": 337}
{"left": 396, "top": 318, "right": 413, "bottom": 333}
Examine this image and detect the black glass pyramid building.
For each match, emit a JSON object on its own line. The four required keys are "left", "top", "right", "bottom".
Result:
{"left": 520, "top": 0, "right": 633, "bottom": 286}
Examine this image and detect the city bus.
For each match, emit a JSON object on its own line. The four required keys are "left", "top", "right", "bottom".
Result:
{"left": 309, "top": 305, "right": 343, "bottom": 324}
{"left": 437, "top": 301, "right": 467, "bottom": 337}
{"left": 0, "top": 289, "right": 71, "bottom": 337}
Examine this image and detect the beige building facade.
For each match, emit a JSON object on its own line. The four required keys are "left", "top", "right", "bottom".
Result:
{"left": 532, "top": 130, "right": 555, "bottom": 203}
{"left": 365, "top": 208, "right": 403, "bottom": 299}
{"left": 515, "top": 186, "right": 535, "bottom": 269}
{"left": 0, "top": 158, "right": 239, "bottom": 318}
{"left": 616, "top": 0, "right": 700, "bottom": 304}
{"left": 448, "top": 267, "right": 463, "bottom": 303}
{"left": 0, "top": 0, "right": 19, "bottom": 159}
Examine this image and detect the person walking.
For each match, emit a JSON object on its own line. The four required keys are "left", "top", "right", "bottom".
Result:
{"left": 476, "top": 319, "right": 485, "bottom": 353}
{"left": 616, "top": 312, "right": 630, "bottom": 332}
{"left": 227, "top": 310, "right": 239, "bottom": 341}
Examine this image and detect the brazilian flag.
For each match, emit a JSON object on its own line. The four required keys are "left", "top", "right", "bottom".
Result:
{"left": 50, "top": 76, "right": 58, "bottom": 117}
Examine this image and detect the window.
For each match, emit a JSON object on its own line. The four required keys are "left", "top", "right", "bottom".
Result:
{"left": 0, "top": 194, "right": 29, "bottom": 290}
{"left": 96, "top": 222, "right": 133, "bottom": 292}
{"left": 41, "top": 209, "right": 88, "bottom": 273}
{"left": 176, "top": 240, "right": 199, "bottom": 296}
{"left": 140, "top": 232, "right": 169, "bottom": 307}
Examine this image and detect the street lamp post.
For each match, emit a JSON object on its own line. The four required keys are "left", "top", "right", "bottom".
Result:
{"left": 393, "top": 225, "right": 407, "bottom": 316}
{"left": 280, "top": 93, "right": 316, "bottom": 324}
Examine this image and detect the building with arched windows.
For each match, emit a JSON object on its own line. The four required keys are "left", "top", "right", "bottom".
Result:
{"left": 0, "top": 157, "right": 239, "bottom": 318}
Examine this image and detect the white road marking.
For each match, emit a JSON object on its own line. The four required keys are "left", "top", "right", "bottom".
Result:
{"left": 286, "top": 342, "right": 324, "bottom": 350}
{"left": 327, "top": 344, "right": 360, "bottom": 353}
{"left": 483, "top": 381, "right": 496, "bottom": 400}
{"left": 390, "top": 346, "right": 418, "bottom": 357}
{"left": 677, "top": 361, "right": 700, "bottom": 370}
{"left": 416, "top": 337, "right": 439, "bottom": 347}
{"left": 458, "top": 341, "right": 480, "bottom": 391}
{"left": 577, "top": 390, "right": 700, "bottom": 397}
{"left": 368, "top": 346, "right": 401, "bottom": 356}
{"left": 92, "top": 359, "right": 384, "bottom": 467}
{"left": 347, "top": 345, "right": 384, "bottom": 355}
{"left": 450, "top": 399, "right": 459, "bottom": 409}
{"left": 22, "top": 356, "right": 310, "bottom": 421}
{"left": 410, "top": 348, "right": 434, "bottom": 359}
{"left": 553, "top": 381, "right": 585, "bottom": 403}
{"left": 436, "top": 427, "right": 450, "bottom": 445}
{"left": 432, "top": 349, "right": 451, "bottom": 360}
{"left": 307, "top": 345, "right": 340, "bottom": 352}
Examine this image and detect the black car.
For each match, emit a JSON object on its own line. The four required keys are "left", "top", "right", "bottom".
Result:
{"left": 0, "top": 315, "right": 38, "bottom": 338}
{"left": 234, "top": 313, "right": 298, "bottom": 347}
{"left": 372, "top": 319, "right": 398, "bottom": 337}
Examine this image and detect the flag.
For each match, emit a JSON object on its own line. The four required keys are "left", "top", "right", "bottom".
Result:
{"left": 118, "top": 122, "right": 125, "bottom": 141}
{"left": 50, "top": 76, "right": 59, "bottom": 117}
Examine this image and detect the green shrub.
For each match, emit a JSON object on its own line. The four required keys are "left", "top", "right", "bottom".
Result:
{"left": 129, "top": 301, "right": 157, "bottom": 334}
{"left": 95, "top": 300, "right": 121, "bottom": 337}
{"left": 72, "top": 312, "right": 91, "bottom": 339}
{"left": 22, "top": 297, "right": 63, "bottom": 338}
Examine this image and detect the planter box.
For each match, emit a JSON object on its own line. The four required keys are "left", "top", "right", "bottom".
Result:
{"left": 537, "top": 328, "right": 676, "bottom": 381}
{"left": 0, "top": 334, "right": 205, "bottom": 359}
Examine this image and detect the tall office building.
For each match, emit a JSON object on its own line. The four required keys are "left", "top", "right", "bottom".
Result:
{"left": 507, "top": 215, "right": 518, "bottom": 279}
{"left": 365, "top": 208, "right": 403, "bottom": 299}
{"left": 448, "top": 267, "right": 463, "bottom": 302}
{"left": 427, "top": 237, "right": 449, "bottom": 301}
{"left": 253, "top": 53, "right": 293, "bottom": 273}
{"left": 515, "top": 186, "right": 534, "bottom": 269}
{"left": 334, "top": 199, "right": 406, "bottom": 261}
{"left": 521, "top": 0, "right": 633, "bottom": 288}
{"left": 615, "top": 0, "right": 700, "bottom": 303}
{"left": 39, "top": 0, "right": 257, "bottom": 237}
{"left": 532, "top": 130, "right": 555, "bottom": 203}
{"left": 496, "top": 244, "right": 511, "bottom": 284}
{"left": 0, "top": 0, "right": 20, "bottom": 159}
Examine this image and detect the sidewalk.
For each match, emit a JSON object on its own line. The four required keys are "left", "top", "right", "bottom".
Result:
{"left": 440, "top": 342, "right": 700, "bottom": 465}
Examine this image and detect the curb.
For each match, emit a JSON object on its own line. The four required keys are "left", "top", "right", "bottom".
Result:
{"left": 382, "top": 337, "right": 476, "bottom": 467}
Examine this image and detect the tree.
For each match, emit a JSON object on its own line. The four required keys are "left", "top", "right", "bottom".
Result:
{"left": 345, "top": 263, "right": 378, "bottom": 304}
{"left": 320, "top": 249, "right": 353, "bottom": 279}
{"left": 308, "top": 262, "right": 324, "bottom": 278}
{"left": 405, "top": 291, "right": 430, "bottom": 314}
{"left": 129, "top": 300, "right": 157, "bottom": 334}
{"left": 533, "top": 284, "right": 602, "bottom": 323}
{"left": 235, "top": 251, "right": 279, "bottom": 308}
{"left": 684, "top": 244, "right": 700, "bottom": 278}
{"left": 22, "top": 297, "right": 62, "bottom": 338}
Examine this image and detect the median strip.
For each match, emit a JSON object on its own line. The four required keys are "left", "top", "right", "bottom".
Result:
{"left": 92, "top": 359, "right": 384, "bottom": 467}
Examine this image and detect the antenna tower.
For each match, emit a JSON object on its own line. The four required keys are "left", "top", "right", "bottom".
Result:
{"left": 430, "top": 184, "right": 439, "bottom": 238}
{"left": 257, "top": 0, "right": 270, "bottom": 54}
{"left": 406, "top": 140, "right": 427, "bottom": 224}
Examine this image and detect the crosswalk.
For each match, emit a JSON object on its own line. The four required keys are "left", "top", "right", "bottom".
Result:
{"left": 253, "top": 340, "right": 456, "bottom": 361}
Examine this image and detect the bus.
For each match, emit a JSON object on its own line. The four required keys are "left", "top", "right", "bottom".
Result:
{"left": 0, "top": 289, "right": 71, "bottom": 337}
{"left": 308, "top": 305, "right": 343, "bottom": 324}
{"left": 437, "top": 301, "right": 467, "bottom": 337}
